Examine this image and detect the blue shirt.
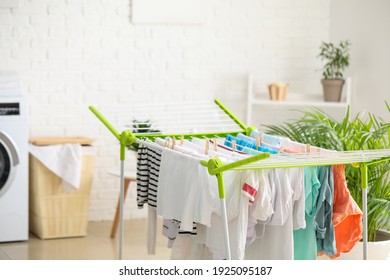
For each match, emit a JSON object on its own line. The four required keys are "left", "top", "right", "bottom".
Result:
{"left": 315, "top": 166, "right": 336, "bottom": 256}
{"left": 249, "top": 130, "right": 281, "bottom": 147}
{"left": 224, "top": 134, "right": 278, "bottom": 154}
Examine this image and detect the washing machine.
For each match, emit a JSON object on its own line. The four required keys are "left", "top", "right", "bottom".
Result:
{"left": 0, "top": 96, "right": 28, "bottom": 242}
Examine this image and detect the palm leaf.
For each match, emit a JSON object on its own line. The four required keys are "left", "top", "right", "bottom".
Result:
{"left": 265, "top": 102, "right": 390, "bottom": 241}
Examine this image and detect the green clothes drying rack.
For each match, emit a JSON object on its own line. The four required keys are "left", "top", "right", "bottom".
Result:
{"left": 89, "top": 99, "right": 390, "bottom": 260}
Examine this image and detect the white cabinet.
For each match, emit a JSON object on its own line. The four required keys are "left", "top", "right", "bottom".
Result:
{"left": 246, "top": 74, "right": 351, "bottom": 126}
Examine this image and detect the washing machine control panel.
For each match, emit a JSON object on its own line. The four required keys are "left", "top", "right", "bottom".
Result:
{"left": 0, "top": 103, "right": 20, "bottom": 116}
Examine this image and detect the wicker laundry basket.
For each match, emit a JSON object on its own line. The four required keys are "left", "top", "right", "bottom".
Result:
{"left": 28, "top": 137, "right": 95, "bottom": 239}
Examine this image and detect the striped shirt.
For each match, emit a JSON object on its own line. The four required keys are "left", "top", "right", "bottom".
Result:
{"left": 136, "top": 144, "right": 162, "bottom": 208}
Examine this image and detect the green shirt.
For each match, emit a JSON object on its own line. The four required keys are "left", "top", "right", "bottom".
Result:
{"left": 293, "top": 166, "right": 321, "bottom": 260}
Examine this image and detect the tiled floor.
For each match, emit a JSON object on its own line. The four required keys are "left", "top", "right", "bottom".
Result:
{"left": 2, "top": 218, "right": 389, "bottom": 260}
{"left": 0, "top": 219, "right": 171, "bottom": 260}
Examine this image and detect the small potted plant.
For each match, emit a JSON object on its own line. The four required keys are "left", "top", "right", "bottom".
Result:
{"left": 318, "top": 40, "right": 351, "bottom": 102}
{"left": 127, "top": 119, "right": 160, "bottom": 152}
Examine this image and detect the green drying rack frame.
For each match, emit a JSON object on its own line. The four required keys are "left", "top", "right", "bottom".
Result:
{"left": 89, "top": 99, "right": 263, "bottom": 260}
{"left": 89, "top": 98, "right": 388, "bottom": 260}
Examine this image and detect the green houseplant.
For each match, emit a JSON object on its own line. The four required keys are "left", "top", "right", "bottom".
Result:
{"left": 127, "top": 120, "right": 160, "bottom": 152}
{"left": 264, "top": 102, "right": 390, "bottom": 242}
{"left": 318, "top": 40, "right": 351, "bottom": 102}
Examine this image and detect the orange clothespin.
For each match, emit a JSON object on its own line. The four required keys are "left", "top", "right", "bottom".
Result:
{"left": 260, "top": 132, "right": 264, "bottom": 145}
{"left": 306, "top": 144, "right": 311, "bottom": 154}
{"left": 205, "top": 140, "right": 209, "bottom": 155}
{"left": 180, "top": 135, "right": 184, "bottom": 146}
{"left": 232, "top": 140, "right": 236, "bottom": 152}
{"left": 278, "top": 147, "right": 284, "bottom": 154}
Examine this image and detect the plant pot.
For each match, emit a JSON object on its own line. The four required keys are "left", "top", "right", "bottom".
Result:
{"left": 321, "top": 79, "right": 345, "bottom": 102}
{"left": 268, "top": 83, "right": 288, "bottom": 101}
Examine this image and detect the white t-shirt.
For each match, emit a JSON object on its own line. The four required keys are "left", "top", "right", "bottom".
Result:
{"left": 245, "top": 168, "right": 304, "bottom": 260}
{"left": 246, "top": 169, "right": 274, "bottom": 245}
{"left": 157, "top": 148, "right": 216, "bottom": 231}
{"left": 197, "top": 170, "right": 257, "bottom": 259}
{"left": 248, "top": 170, "right": 274, "bottom": 221}
{"left": 291, "top": 168, "right": 306, "bottom": 230}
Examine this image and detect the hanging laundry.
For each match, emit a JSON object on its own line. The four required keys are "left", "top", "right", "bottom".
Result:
{"left": 224, "top": 134, "right": 278, "bottom": 154}
{"left": 189, "top": 138, "right": 247, "bottom": 161}
{"left": 162, "top": 219, "right": 198, "bottom": 249}
{"left": 135, "top": 135, "right": 363, "bottom": 261}
{"left": 171, "top": 231, "right": 213, "bottom": 260}
{"left": 157, "top": 147, "right": 215, "bottom": 231}
{"left": 196, "top": 170, "right": 257, "bottom": 260}
{"left": 293, "top": 166, "right": 321, "bottom": 260}
{"left": 246, "top": 170, "right": 275, "bottom": 246}
{"left": 245, "top": 168, "right": 305, "bottom": 260}
{"left": 136, "top": 142, "right": 161, "bottom": 208}
{"left": 135, "top": 140, "right": 163, "bottom": 255}
{"left": 315, "top": 166, "right": 337, "bottom": 256}
{"left": 250, "top": 130, "right": 330, "bottom": 154}
{"left": 329, "top": 164, "right": 363, "bottom": 259}
{"left": 212, "top": 137, "right": 248, "bottom": 156}
{"left": 249, "top": 130, "right": 282, "bottom": 147}
{"left": 237, "top": 133, "right": 281, "bottom": 153}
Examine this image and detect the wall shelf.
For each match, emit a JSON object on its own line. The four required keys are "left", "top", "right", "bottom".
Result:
{"left": 246, "top": 74, "right": 351, "bottom": 125}
{"left": 249, "top": 95, "right": 349, "bottom": 108}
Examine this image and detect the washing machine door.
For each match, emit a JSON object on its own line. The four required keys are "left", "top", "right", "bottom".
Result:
{"left": 0, "top": 131, "right": 19, "bottom": 198}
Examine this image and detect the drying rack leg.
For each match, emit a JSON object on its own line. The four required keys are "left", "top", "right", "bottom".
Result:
{"left": 215, "top": 173, "right": 231, "bottom": 260}
{"left": 220, "top": 197, "right": 231, "bottom": 260}
{"left": 360, "top": 163, "right": 368, "bottom": 260}
{"left": 362, "top": 187, "right": 368, "bottom": 260}
{"left": 118, "top": 158, "right": 125, "bottom": 260}
{"left": 117, "top": 140, "right": 129, "bottom": 260}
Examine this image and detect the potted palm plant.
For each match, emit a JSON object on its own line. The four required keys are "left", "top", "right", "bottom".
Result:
{"left": 318, "top": 40, "right": 351, "bottom": 102}
{"left": 265, "top": 102, "right": 390, "bottom": 259}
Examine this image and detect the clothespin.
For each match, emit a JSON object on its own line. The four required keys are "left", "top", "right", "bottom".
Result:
{"left": 306, "top": 144, "right": 311, "bottom": 154}
{"left": 213, "top": 138, "right": 218, "bottom": 151}
{"left": 278, "top": 147, "right": 284, "bottom": 154}
{"left": 180, "top": 135, "right": 184, "bottom": 146}
{"left": 232, "top": 140, "right": 236, "bottom": 152}
{"left": 260, "top": 132, "right": 264, "bottom": 145}
{"left": 255, "top": 136, "right": 260, "bottom": 150}
{"left": 205, "top": 140, "right": 209, "bottom": 155}
{"left": 165, "top": 138, "right": 169, "bottom": 148}
{"left": 172, "top": 137, "right": 176, "bottom": 149}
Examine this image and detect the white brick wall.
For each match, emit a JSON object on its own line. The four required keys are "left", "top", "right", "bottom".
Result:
{"left": 0, "top": 0, "right": 330, "bottom": 221}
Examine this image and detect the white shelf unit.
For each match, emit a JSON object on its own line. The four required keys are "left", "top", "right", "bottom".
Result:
{"left": 246, "top": 74, "right": 351, "bottom": 126}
